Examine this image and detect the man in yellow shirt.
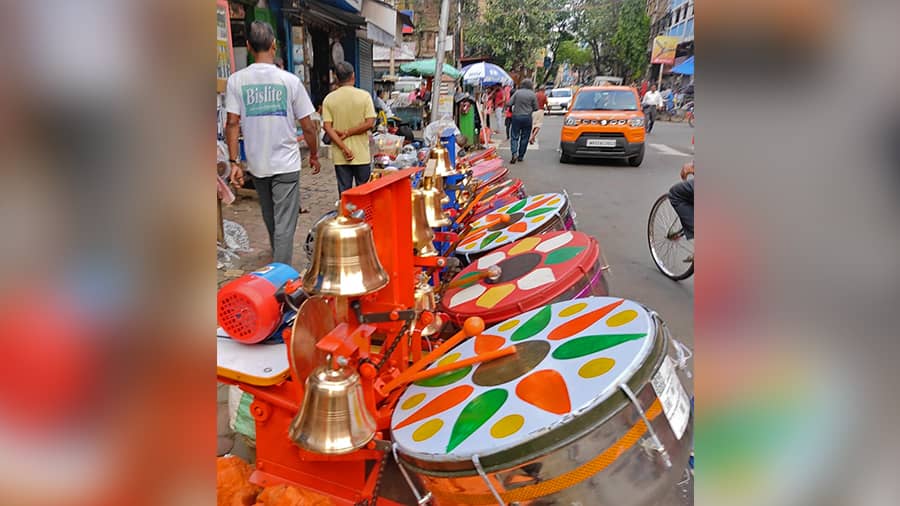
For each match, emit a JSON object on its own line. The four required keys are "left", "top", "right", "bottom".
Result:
{"left": 322, "top": 62, "right": 376, "bottom": 194}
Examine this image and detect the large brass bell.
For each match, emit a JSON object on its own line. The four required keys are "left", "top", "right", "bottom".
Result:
{"left": 302, "top": 213, "right": 389, "bottom": 296}
{"left": 429, "top": 143, "right": 456, "bottom": 177}
{"left": 288, "top": 360, "right": 376, "bottom": 454}
{"left": 420, "top": 176, "right": 452, "bottom": 228}
{"left": 411, "top": 189, "right": 439, "bottom": 257}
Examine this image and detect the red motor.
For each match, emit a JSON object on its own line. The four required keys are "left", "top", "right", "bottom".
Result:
{"left": 217, "top": 263, "right": 300, "bottom": 344}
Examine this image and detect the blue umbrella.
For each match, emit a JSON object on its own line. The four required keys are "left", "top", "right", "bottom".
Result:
{"left": 461, "top": 62, "right": 513, "bottom": 86}
{"left": 671, "top": 56, "right": 694, "bottom": 75}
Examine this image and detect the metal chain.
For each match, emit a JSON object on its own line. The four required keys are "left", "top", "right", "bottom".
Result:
{"left": 355, "top": 442, "right": 391, "bottom": 506}
{"left": 375, "top": 320, "right": 410, "bottom": 371}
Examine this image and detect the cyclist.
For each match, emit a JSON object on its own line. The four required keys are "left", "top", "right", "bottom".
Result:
{"left": 668, "top": 160, "right": 694, "bottom": 240}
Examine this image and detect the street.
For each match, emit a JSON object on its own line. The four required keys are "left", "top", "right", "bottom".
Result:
{"left": 497, "top": 114, "right": 694, "bottom": 352}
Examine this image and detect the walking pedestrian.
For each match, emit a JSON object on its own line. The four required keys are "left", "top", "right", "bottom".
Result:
{"left": 322, "top": 61, "right": 377, "bottom": 194}
{"left": 492, "top": 84, "right": 509, "bottom": 139}
{"left": 506, "top": 79, "right": 539, "bottom": 164}
{"left": 225, "top": 20, "right": 320, "bottom": 266}
{"left": 642, "top": 84, "right": 663, "bottom": 133}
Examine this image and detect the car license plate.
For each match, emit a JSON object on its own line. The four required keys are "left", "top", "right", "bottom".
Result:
{"left": 586, "top": 139, "right": 617, "bottom": 148}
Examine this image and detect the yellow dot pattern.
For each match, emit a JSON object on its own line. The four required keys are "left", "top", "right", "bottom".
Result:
{"left": 438, "top": 352, "right": 461, "bottom": 366}
{"left": 412, "top": 419, "right": 444, "bottom": 442}
{"left": 401, "top": 393, "right": 427, "bottom": 410}
{"left": 498, "top": 319, "right": 519, "bottom": 332}
{"left": 559, "top": 302, "right": 588, "bottom": 317}
{"left": 508, "top": 236, "right": 542, "bottom": 255}
{"left": 579, "top": 358, "right": 616, "bottom": 378}
{"left": 606, "top": 310, "right": 638, "bottom": 327}
{"left": 490, "top": 414, "right": 525, "bottom": 439}
{"left": 531, "top": 216, "right": 546, "bottom": 224}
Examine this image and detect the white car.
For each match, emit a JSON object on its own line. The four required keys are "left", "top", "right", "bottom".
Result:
{"left": 546, "top": 88, "right": 573, "bottom": 113}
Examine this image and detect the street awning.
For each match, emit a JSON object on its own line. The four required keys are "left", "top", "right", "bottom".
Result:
{"left": 292, "top": 0, "right": 366, "bottom": 29}
{"left": 398, "top": 10, "right": 414, "bottom": 29}
{"left": 671, "top": 56, "right": 694, "bottom": 75}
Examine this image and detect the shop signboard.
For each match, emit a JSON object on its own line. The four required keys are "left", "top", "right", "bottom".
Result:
{"left": 216, "top": 0, "right": 235, "bottom": 92}
{"left": 651, "top": 35, "right": 679, "bottom": 65}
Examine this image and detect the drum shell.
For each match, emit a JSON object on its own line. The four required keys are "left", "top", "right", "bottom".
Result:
{"left": 397, "top": 316, "right": 692, "bottom": 506}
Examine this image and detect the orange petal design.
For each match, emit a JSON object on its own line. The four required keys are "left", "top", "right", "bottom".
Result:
{"left": 475, "top": 284, "right": 516, "bottom": 309}
{"left": 508, "top": 236, "right": 541, "bottom": 255}
{"left": 395, "top": 385, "right": 475, "bottom": 430}
{"left": 547, "top": 299, "right": 625, "bottom": 341}
{"left": 507, "top": 221, "right": 528, "bottom": 233}
{"left": 461, "top": 228, "right": 487, "bottom": 246}
{"left": 515, "top": 370, "right": 571, "bottom": 414}
{"left": 524, "top": 195, "right": 555, "bottom": 211}
{"left": 474, "top": 334, "right": 506, "bottom": 353}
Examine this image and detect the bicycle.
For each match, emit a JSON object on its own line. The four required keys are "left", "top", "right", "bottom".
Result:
{"left": 648, "top": 181, "right": 694, "bottom": 281}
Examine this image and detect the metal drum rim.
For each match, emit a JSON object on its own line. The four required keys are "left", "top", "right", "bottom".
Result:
{"left": 396, "top": 309, "right": 670, "bottom": 476}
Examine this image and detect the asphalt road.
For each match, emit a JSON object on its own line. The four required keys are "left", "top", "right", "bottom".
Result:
{"left": 495, "top": 114, "right": 695, "bottom": 505}
{"left": 495, "top": 114, "right": 694, "bottom": 351}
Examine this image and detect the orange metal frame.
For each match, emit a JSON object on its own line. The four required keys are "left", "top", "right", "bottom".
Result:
{"left": 218, "top": 169, "right": 427, "bottom": 505}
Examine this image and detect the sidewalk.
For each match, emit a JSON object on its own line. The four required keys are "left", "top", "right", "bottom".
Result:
{"left": 217, "top": 156, "right": 340, "bottom": 288}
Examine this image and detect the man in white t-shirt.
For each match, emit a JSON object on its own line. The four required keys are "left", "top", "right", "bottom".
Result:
{"left": 641, "top": 84, "right": 663, "bottom": 133}
{"left": 225, "top": 21, "right": 320, "bottom": 266}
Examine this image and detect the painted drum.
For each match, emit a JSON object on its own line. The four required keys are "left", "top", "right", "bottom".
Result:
{"left": 470, "top": 178, "right": 527, "bottom": 221}
{"left": 460, "top": 146, "right": 497, "bottom": 166}
{"left": 391, "top": 296, "right": 693, "bottom": 506}
{"left": 469, "top": 157, "right": 505, "bottom": 179}
{"left": 455, "top": 192, "right": 576, "bottom": 264}
{"left": 472, "top": 166, "right": 509, "bottom": 188}
{"left": 440, "top": 231, "right": 608, "bottom": 327}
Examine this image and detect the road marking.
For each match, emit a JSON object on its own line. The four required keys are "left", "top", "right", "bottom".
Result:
{"left": 649, "top": 143, "right": 691, "bottom": 157}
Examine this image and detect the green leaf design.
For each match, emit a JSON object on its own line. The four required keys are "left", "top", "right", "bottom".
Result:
{"left": 507, "top": 199, "right": 528, "bottom": 214}
{"left": 447, "top": 388, "right": 508, "bottom": 452}
{"left": 544, "top": 246, "right": 585, "bottom": 265}
{"left": 511, "top": 305, "right": 552, "bottom": 342}
{"left": 525, "top": 207, "right": 555, "bottom": 218}
{"left": 480, "top": 231, "right": 502, "bottom": 249}
{"left": 414, "top": 366, "right": 473, "bottom": 387}
{"left": 552, "top": 333, "right": 646, "bottom": 360}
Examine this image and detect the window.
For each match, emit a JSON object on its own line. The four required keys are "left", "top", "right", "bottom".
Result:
{"left": 572, "top": 90, "right": 637, "bottom": 111}
{"left": 550, "top": 89, "right": 572, "bottom": 98}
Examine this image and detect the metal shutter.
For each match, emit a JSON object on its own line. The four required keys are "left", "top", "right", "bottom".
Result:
{"left": 357, "top": 38, "right": 374, "bottom": 94}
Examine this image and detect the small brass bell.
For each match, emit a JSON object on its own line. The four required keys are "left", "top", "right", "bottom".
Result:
{"left": 420, "top": 176, "right": 451, "bottom": 228}
{"left": 302, "top": 213, "right": 390, "bottom": 296}
{"left": 413, "top": 276, "right": 443, "bottom": 336}
{"left": 411, "top": 189, "right": 439, "bottom": 257}
{"left": 289, "top": 360, "right": 376, "bottom": 454}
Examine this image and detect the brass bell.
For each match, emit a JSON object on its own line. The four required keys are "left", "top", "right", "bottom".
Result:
{"left": 429, "top": 144, "right": 456, "bottom": 177}
{"left": 289, "top": 362, "right": 376, "bottom": 454}
{"left": 420, "top": 176, "right": 452, "bottom": 228}
{"left": 411, "top": 189, "right": 439, "bottom": 257}
{"left": 302, "top": 213, "right": 389, "bottom": 296}
{"left": 413, "top": 276, "right": 443, "bottom": 336}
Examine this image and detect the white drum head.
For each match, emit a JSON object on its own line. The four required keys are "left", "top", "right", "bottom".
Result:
{"left": 391, "top": 296, "right": 654, "bottom": 462}
{"left": 457, "top": 193, "right": 567, "bottom": 255}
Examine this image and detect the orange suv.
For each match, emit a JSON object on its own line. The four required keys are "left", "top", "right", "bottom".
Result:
{"left": 559, "top": 86, "right": 646, "bottom": 166}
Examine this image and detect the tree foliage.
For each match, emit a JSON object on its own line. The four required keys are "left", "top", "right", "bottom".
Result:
{"left": 610, "top": 0, "right": 650, "bottom": 82}
{"left": 555, "top": 40, "right": 592, "bottom": 67}
{"left": 572, "top": 0, "right": 619, "bottom": 77}
{"left": 464, "top": 0, "right": 565, "bottom": 76}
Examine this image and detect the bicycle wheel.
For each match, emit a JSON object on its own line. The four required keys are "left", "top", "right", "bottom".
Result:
{"left": 648, "top": 194, "right": 694, "bottom": 280}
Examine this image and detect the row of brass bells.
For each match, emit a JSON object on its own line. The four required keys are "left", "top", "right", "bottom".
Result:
{"left": 302, "top": 212, "right": 389, "bottom": 296}
{"left": 288, "top": 358, "right": 376, "bottom": 454}
{"left": 411, "top": 189, "right": 439, "bottom": 257}
{"left": 419, "top": 175, "right": 452, "bottom": 228}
